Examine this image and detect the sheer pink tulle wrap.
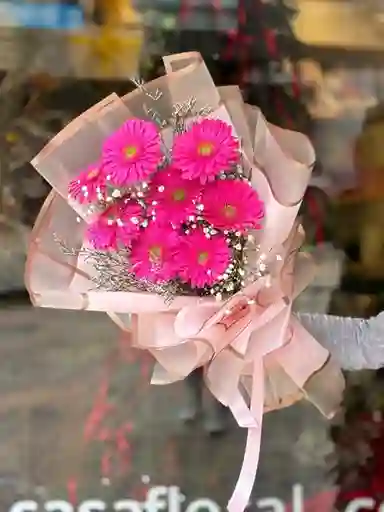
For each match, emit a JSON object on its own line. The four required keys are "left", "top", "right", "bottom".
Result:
{"left": 25, "top": 53, "right": 344, "bottom": 512}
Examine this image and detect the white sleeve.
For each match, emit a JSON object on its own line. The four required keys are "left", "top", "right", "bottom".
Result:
{"left": 296, "top": 312, "right": 384, "bottom": 371}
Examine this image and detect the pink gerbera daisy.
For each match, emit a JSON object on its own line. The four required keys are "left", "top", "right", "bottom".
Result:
{"left": 130, "top": 223, "right": 180, "bottom": 283}
{"left": 175, "top": 228, "right": 231, "bottom": 288}
{"left": 102, "top": 119, "right": 162, "bottom": 186}
{"left": 172, "top": 118, "right": 240, "bottom": 184}
{"left": 68, "top": 163, "right": 106, "bottom": 204}
{"left": 86, "top": 199, "right": 143, "bottom": 250}
{"left": 201, "top": 179, "right": 264, "bottom": 232}
{"left": 148, "top": 166, "right": 202, "bottom": 225}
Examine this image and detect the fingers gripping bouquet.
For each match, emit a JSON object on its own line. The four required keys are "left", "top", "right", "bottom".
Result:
{"left": 26, "top": 53, "right": 344, "bottom": 511}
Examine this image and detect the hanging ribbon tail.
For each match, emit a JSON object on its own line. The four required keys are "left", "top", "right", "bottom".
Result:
{"left": 227, "top": 359, "right": 264, "bottom": 512}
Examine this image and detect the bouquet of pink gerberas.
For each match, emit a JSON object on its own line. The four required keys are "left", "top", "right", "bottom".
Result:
{"left": 69, "top": 114, "right": 263, "bottom": 297}
{"left": 25, "top": 52, "right": 344, "bottom": 511}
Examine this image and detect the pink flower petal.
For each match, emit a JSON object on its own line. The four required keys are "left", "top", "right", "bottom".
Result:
{"left": 172, "top": 119, "right": 240, "bottom": 184}
{"left": 130, "top": 222, "right": 180, "bottom": 283}
{"left": 148, "top": 166, "right": 202, "bottom": 226}
{"left": 201, "top": 179, "right": 264, "bottom": 232}
{"left": 174, "top": 228, "right": 231, "bottom": 288}
{"left": 68, "top": 163, "right": 106, "bottom": 204}
{"left": 102, "top": 119, "right": 162, "bottom": 186}
{"left": 86, "top": 199, "right": 144, "bottom": 250}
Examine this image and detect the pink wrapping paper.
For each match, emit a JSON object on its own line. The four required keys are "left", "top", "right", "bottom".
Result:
{"left": 25, "top": 52, "right": 344, "bottom": 512}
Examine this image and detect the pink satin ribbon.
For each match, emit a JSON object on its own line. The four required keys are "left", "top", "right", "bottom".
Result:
{"left": 131, "top": 276, "right": 328, "bottom": 512}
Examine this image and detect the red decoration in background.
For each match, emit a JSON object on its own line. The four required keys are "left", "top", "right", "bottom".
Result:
{"left": 333, "top": 412, "right": 384, "bottom": 512}
{"left": 66, "top": 333, "right": 153, "bottom": 502}
{"left": 179, "top": 0, "right": 190, "bottom": 24}
{"left": 176, "top": 0, "right": 303, "bottom": 129}
{"left": 264, "top": 28, "right": 277, "bottom": 57}
{"left": 213, "top": 0, "right": 221, "bottom": 14}
{"left": 238, "top": 0, "right": 247, "bottom": 26}
{"left": 305, "top": 189, "right": 325, "bottom": 245}
{"left": 66, "top": 478, "right": 78, "bottom": 506}
{"left": 82, "top": 343, "right": 136, "bottom": 481}
{"left": 285, "top": 411, "right": 384, "bottom": 511}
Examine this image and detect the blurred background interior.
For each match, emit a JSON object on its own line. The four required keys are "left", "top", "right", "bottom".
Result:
{"left": 0, "top": 1, "right": 384, "bottom": 510}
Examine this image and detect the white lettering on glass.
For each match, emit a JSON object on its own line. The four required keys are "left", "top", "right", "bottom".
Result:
{"left": 345, "top": 499, "right": 375, "bottom": 511}
{"left": 291, "top": 484, "right": 304, "bottom": 512}
{"left": 114, "top": 500, "right": 142, "bottom": 512}
{"left": 9, "top": 502, "right": 38, "bottom": 512}
{"left": 144, "top": 486, "right": 168, "bottom": 512}
{"left": 78, "top": 500, "right": 106, "bottom": 512}
{"left": 185, "top": 498, "right": 221, "bottom": 512}
{"left": 256, "top": 497, "right": 285, "bottom": 511}
{"left": 45, "top": 501, "right": 74, "bottom": 512}
{"left": 168, "top": 486, "right": 184, "bottom": 512}
{"left": 8, "top": 484, "right": 384, "bottom": 512}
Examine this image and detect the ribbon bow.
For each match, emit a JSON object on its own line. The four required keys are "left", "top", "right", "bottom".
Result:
{"left": 130, "top": 235, "right": 331, "bottom": 512}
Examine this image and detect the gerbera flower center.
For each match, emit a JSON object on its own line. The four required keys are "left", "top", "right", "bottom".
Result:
{"left": 172, "top": 188, "right": 186, "bottom": 201}
{"left": 197, "top": 142, "right": 215, "bottom": 157}
{"left": 149, "top": 245, "right": 163, "bottom": 262}
{"left": 198, "top": 251, "right": 209, "bottom": 265}
{"left": 87, "top": 168, "right": 99, "bottom": 179}
{"left": 124, "top": 145, "right": 138, "bottom": 159}
{"left": 223, "top": 204, "right": 237, "bottom": 219}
